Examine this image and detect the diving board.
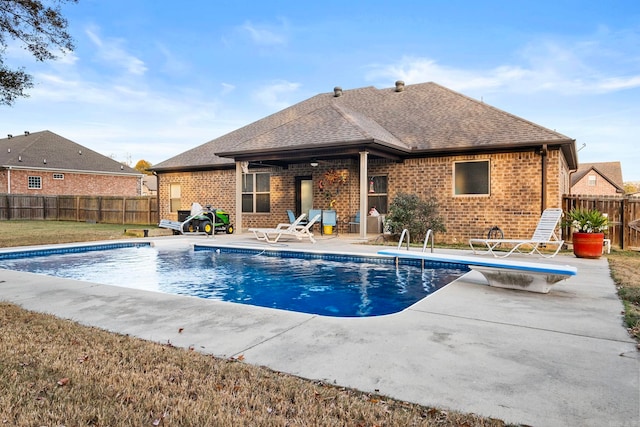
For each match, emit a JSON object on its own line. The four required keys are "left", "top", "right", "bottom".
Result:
{"left": 377, "top": 249, "right": 577, "bottom": 294}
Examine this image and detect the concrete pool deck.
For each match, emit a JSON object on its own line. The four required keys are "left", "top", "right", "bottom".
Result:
{"left": 0, "top": 232, "right": 638, "bottom": 427}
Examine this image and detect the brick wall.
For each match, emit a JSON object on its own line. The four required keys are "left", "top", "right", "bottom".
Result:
{"left": 571, "top": 172, "right": 620, "bottom": 196}
{"left": 156, "top": 148, "right": 569, "bottom": 243}
{"left": 157, "top": 169, "right": 236, "bottom": 220}
{"left": 0, "top": 169, "right": 141, "bottom": 196}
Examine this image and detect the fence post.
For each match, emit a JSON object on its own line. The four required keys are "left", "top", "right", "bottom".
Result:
{"left": 621, "top": 197, "right": 626, "bottom": 250}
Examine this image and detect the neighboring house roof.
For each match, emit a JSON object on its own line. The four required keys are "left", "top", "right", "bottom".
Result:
{"left": 0, "top": 130, "right": 139, "bottom": 175}
{"left": 152, "top": 81, "right": 577, "bottom": 172}
{"left": 571, "top": 162, "right": 624, "bottom": 191}
{"left": 142, "top": 174, "right": 157, "bottom": 191}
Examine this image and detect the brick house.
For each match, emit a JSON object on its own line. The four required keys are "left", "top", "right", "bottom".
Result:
{"left": 152, "top": 81, "right": 578, "bottom": 243}
{"left": 570, "top": 162, "right": 624, "bottom": 196}
{"left": 0, "top": 130, "right": 142, "bottom": 196}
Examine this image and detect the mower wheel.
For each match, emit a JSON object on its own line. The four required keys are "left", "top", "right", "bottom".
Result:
{"left": 202, "top": 221, "right": 213, "bottom": 235}
{"left": 226, "top": 225, "right": 234, "bottom": 234}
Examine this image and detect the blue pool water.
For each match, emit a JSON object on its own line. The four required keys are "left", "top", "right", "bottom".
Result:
{"left": 0, "top": 244, "right": 469, "bottom": 317}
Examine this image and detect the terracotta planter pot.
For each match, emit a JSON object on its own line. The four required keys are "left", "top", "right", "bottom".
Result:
{"left": 572, "top": 232, "right": 604, "bottom": 259}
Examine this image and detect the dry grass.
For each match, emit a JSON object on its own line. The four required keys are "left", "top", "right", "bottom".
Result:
{"left": 0, "top": 220, "right": 170, "bottom": 247}
{"left": 0, "top": 220, "right": 516, "bottom": 426}
{"left": 0, "top": 304, "right": 511, "bottom": 426}
{"left": 608, "top": 250, "right": 640, "bottom": 342}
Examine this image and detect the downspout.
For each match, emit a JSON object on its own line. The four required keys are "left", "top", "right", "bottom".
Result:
{"left": 154, "top": 172, "right": 160, "bottom": 224}
{"left": 540, "top": 144, "right": 547, "bottom": 212}
{"left": 7, "top": 167, "right": 11, "bottom": 194}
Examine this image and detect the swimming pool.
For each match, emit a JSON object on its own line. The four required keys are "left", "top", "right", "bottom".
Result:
{"left": 0, "top": 243, "right": 469, "bottom": 317}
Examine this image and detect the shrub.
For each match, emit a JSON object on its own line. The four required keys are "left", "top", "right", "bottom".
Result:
{"left": 385, "top": 193, "right": 446, "bottom": 241}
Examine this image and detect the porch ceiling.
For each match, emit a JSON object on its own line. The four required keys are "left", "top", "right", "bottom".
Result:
{"left": 219, "top": 141, "right": 405, "bottom": 167}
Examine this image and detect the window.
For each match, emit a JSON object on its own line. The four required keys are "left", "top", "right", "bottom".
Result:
{"left": 588, "top": 175, "right": 597, "bottom": 186}
{"left": 53, "top": 173, "right": 64, "bottom": 180}
{"left": 169, "top": 184, "right": 181, "bottom": 212}
{"left": 28, "top": 176, "right": 42, "bottom": 189}
{"left": 454, "top": 160, "right": 490, "bottom": 195}
{"left": 242, "top": 173, "right": 270, "bottom": 213}
{"left": 368, "top": 176, "right": 388, "bottom": 214}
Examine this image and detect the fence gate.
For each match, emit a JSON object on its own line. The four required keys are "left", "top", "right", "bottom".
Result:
{"left": 563, "top": 194, "right": 640, "bottom": 250}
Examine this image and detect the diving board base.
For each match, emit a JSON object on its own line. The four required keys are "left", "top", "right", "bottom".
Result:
{"left": 376, "top": 249, "right": 577, "bottom": 294}
{"left": 469, "top": 265, "right": 569, "bottom": 294}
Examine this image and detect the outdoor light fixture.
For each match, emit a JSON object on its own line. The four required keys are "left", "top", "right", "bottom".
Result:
{"left": 310, "top": 161, "right": 319, "bottom": 167}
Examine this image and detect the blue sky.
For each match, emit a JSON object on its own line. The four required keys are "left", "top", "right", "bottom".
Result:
{"left": 2, "top": 0, "right": 640, "bottom": 181}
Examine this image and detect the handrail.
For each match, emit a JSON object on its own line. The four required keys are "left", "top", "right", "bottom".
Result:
{"left": 397, "top": 229, "right": 410, "bottom": 250}
{"left": 422, "top": 229, "right": 434, "bottom": 253}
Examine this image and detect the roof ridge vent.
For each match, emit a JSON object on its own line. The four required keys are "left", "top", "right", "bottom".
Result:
{"left": 395, "top": 80, "right": 405, "bottom": 92}
{"left": 333, "top": 86, "right": 343, "bottom": 97}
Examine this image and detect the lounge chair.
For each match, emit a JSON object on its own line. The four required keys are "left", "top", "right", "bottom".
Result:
{"left": 249, "top": 213, "right": 321, "bottom": 243}
{"left": 469, "top": 208, "right": 564, "bottom": 258}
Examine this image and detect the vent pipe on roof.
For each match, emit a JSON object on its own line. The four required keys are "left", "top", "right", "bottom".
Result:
{"left": 7, "top": 134, "right": 12, "bottom": 139}
{"left": 24, "top": 131, "right": 29, "bottom": 136}
{"left": 395, "top": 80, "right": 405, "bottom": 92}
{"left": 334, "top": 86, "right": 343, "bottom": 97}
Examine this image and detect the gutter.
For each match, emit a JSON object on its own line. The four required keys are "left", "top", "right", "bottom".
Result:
{"left": 1, "top": 165, "right": 142, "bottom": 177}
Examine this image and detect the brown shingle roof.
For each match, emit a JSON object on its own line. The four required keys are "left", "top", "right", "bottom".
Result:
{"left": 571, "top": 162, "right": 624, "bottom": 189}
{"left": 153, "top": 82, "right": 576, "bottom": 171}
{"left": 0, "top": 130, "right": 139, "bottom": 175}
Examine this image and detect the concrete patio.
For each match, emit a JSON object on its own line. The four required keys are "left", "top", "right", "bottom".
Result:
{"left": 0, "top": 233, "right": 638, "bottom": 426}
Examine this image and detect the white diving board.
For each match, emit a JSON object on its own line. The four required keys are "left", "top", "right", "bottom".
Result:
{"left": 377, "top": 249, "right": 577, "bottom": 294}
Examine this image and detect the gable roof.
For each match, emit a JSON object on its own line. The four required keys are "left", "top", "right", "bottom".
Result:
{"left": 0, "top": 130, "right": 139, "bottom": 175}
{"left": 571, "top": 161, "right": 624, "bottom": 191}
{"left": 153, "top": 82, "right": 577, "bottom": 171}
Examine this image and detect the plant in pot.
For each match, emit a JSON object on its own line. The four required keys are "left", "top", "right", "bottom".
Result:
{"left": 565, "top": 208, "right": 608, "bottom": 259}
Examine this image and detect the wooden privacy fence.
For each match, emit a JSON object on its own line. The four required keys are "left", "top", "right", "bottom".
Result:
{"left": 0, "top": 194, "right": 158, "bottom": 225}
{"left": 562, "top": 194, "right": 640, "bottom": 250}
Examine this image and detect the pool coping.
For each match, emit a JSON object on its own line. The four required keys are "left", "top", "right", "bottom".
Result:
{"left": 0, "top": 234, "right": 638, "bottom": 427}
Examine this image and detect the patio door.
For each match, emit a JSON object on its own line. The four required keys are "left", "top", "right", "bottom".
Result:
{"left": 295, "top": 176, "right": 313, "bottom": 219}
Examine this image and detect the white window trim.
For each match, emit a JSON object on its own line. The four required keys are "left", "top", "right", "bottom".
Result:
{"left": 28, "top": 176, "right": 42, "bottom": 189}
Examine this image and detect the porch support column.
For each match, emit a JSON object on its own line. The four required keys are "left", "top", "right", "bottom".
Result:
{"left": 359, "top": 151, "right": 368, "bottom": 239}
{"left": 235, "top": 161, "right": 243, "bottom": 233}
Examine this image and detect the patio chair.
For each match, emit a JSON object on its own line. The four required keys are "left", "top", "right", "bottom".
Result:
{"left": 347, "top": 211, "right": 360, "bottom": 233}
{"left": 469, "top": 208, "right": 564, "bottom": 258}
{"left": 322, "top": 209, "right": 337, "bottom": 235}
{"left": 308, "top": 209, "right": 322, "bottom": 231}
{"left": 249, "top": 213, "right": 321, "bottom": 243}
{"left": 287, "top": 209, "right": 307, "bottom": 225}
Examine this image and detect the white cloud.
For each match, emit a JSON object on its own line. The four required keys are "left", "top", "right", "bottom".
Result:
{"left": 366, "top": 32, "right": 640, "bottom": 96}
{"left": 85, "top": 26, "right": 148, "bottom": 76}
{"left": 221, "top": 82, "right": 236, "bottom": 95}
{"left": 253, "top": 80, "right": 301, "bottom": 110}
{"left": 240, "top": 20, "right": 287, "bottom": 45}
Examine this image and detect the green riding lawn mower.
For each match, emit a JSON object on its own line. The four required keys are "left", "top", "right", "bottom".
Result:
{"left": 159, "top": 203, "right": 234, "bottom": 235}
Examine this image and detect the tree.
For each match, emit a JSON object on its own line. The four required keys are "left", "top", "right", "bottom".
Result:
{"left": 0, "top": 0, "right": 77, "bottom": 106}
{"left": 624, "top": 182, "right": 639, "bottom": 194}
{"left": 135, "top": 159, "right": 153, "bottom": 175}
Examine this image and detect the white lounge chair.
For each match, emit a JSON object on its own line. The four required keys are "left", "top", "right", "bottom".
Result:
{"left": 249, "top": 214, "right": 321, "bottom": 243}
{"left": 469, "top": 208, "right": 564, "bottom": 258}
